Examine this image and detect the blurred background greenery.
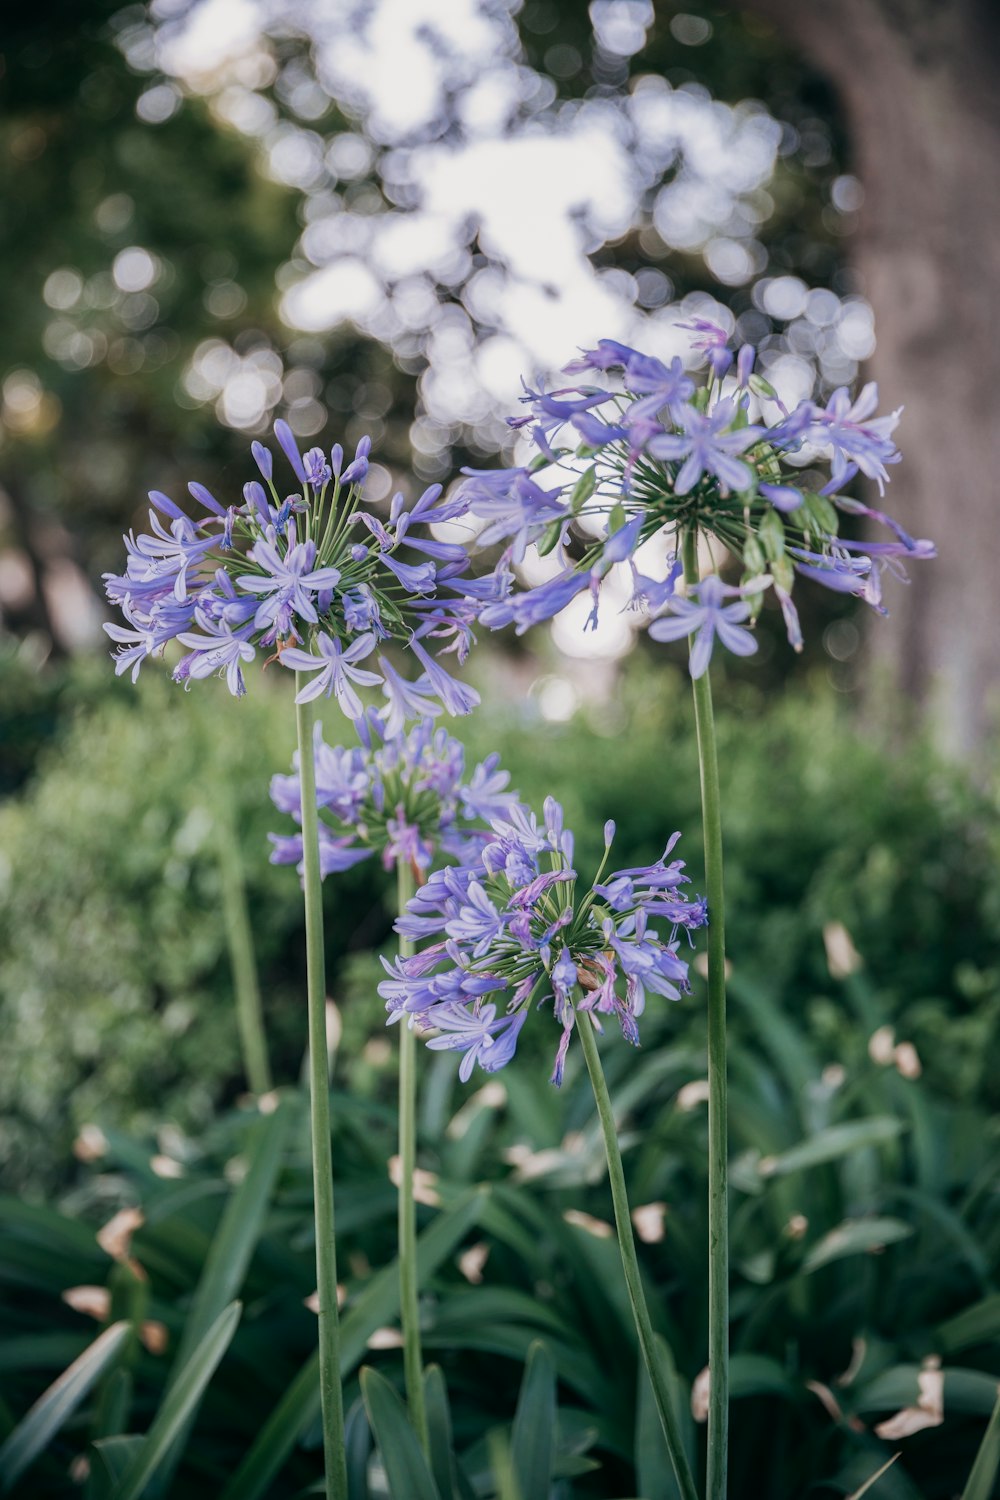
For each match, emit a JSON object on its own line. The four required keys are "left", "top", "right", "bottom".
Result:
{"left": 2, "top": 3, "right": 1000, "bottom": 1497}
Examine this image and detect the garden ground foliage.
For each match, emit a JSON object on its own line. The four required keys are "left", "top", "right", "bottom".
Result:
{"left": 1, "top": 656, "right": 999, "bottom": 1495}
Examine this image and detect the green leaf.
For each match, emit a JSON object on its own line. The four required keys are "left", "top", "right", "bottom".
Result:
{"left": 802, "top": 1218, "right": 913, "bottom": 1274}
{"left": 147, "top": 1105, "right": 291, "bottom": 1494}
{"left": 360, "top": 1367, "right": 442, "bottom": 1500}
{"left": 962, "top": 1386, "right": 1000, "bottom": 1500}
{"left": 510, "top": 1342, "right": 556, "bottom": 1500}
{"left": 937, "top": 1294, "right": 1000, "bottom": 1354}
{"left": 536, "top": 520, "right": 564, "bottom": 558}
{"left": 801, "top": 490, "right": 840, "bottom": 536}
{"left": 219, "top": 1191, "right": 486, "bottom": 1500}
{"left": 110, "top": 1301, "right": 241, "bottom": 1500}
{"left": 758, "top": 507, "right": 786, "bottom": 562}
{"left": 730, "top": 1353, "right": 795, "bottom": 1401}
{"left": 423, "top": 1367, "right": 462, "bottom": 1500}
{"left": 748, "top": 373, "right": 777, "bottom": 401}
{"left": 856, "top": 1366, "right": 1000, "bottom": 1418}
{"left": 743, "top": 535, "right": 766, "bottom": 575}
{"left": 608, "top": 501, "right": 627, "bottom": 535}
{"left": 344, "top": 1396, "right": 372, "bottom": 1500}
{"left": 570, "top": 466, "right": 598, "bottom": 514}
{"left": 486, "top": 1429, "right": 522, "bottom": 1500}
{"left": 0, "top": 1321, "right": 129, "bottom": 1492}
{"left": 91, "top": 1436, "right": 144, "bottom": 1486}
{"left": 846, "top": 1453, "right": 901, "bottom": 1499}
{"left": 634, "top": 1336, "right": 692, "bottom": 1500}
{"left": 760, "top": 1118, "right": 906, "bottom": 1179}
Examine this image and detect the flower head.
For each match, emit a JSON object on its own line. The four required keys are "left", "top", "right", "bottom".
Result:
{"left": 103, "top": 421, "right": 479, "bottom": 728}
{"left": 379, "top": 800, "right": 708, "bottom": 1084}
{"left": 448, "top": 327, "right": 929, "bottom": 672}
{"left": 268, "top": 714, "right": 518, "bottom": 880}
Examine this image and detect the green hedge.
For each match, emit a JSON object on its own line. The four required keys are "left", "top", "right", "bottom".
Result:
{"left": 1, "top": 657, "right": 997, "bottom": 1194}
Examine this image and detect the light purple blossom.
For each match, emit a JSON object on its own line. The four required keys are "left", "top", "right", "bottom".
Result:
{"left": 647, "top": 399, "right": 762, "bottom": 496}
{"left": 648, "top": 575, "right": 761, "bottom": 677}
{"left": 280, "top": 631, "right": 382, "bottom": 714}
{"left": 381, "top": 799, "right": 707, "bottom": 1084}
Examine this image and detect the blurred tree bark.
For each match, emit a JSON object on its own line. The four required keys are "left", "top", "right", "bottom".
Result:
{"left": 736, "top": 0, "right": 1000, "bottom": 757}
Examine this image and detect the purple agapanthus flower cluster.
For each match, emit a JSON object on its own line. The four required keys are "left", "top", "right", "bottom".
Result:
{"left": 268, "top": 710, "right": 519, "bottom": 879}
{"left": 378, "top": 799, "right": 708, "bottom": 1085}
{"left": 454, "top": 327, "right": 934, "bottom": 677}
{"left": 103, "top": 419, "right": 480, "bottom": 723}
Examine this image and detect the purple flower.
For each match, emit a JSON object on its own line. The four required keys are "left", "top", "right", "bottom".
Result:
{"left": 511, "top": 380, "right": 614, "bottom": 458}
{"left": 647, "top": 399, "right": 763, "bottom": 496}
{"left": 480, "top": 568, "right": 590, "bottom": 634}
{"left": 460, "top": 469, "right": 568, "bottom": 565}
{"left": 410, "top": 640, "right": 480, "bottom": 718}
{"left": 623, "top": 353, "right": 695, "bottom": 423}
{"left": 303, "top": 447, "right": 332, "bottom": 488}
{"left": 759, "top": 483, "right": 802, "bottom": 513}
{"left": 385, "top": 798, "right": 707, "bottom": 1085}
{"left": 378, "top": 657, "right": 442, "bottom": 737}
{"left": 789, "top": 547, "right": 872, "bottom": 596}
{"left": 563, "top": 339, "right": 642, "bottom": 373}
{"left": 174, "top": 616, "right": 256, "bottom": 697}
{"left": 381, "top": 553, "right": 437, "bottom": 595}
{"left": 424, "top": 1004, "right": 527, "bottom": 1082}
{"left": 809, "top": 382, "right": 902, "bottom": 494}
{"left": 648, "top": 575, "right": 760, "bottom": 677}
{"left": 251, "top": 441, "right": 273, "bottom": 482}
{"left": 238, "top": 538, "right": 342, "bottom": 631}
{"left": 626, "top": 554, "right": 683, "bottom": 613}
{"left": 678, "top": 318, "right": 733, "bottom": 377}
{"left": 280, "top": 631, "right": 382, "bottom": 714}
{"left": 446, "top": 881, "right": 507, "bottom": 956}
{"left": 460, "top": 753, "right": 517, "bottom": 823}
{"left": 273, "top": 419, "right": 306, "bottom": 483}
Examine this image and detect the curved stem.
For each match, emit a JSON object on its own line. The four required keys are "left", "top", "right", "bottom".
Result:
{"left": 296, "top": 687, "right": 348, "bottom": 1500}
{"left": 396, "top": 856, "right": 429, "bottom": 1453}
{"left": 577, "top": 1014, "right": 700, "bottom": 1500}
{"left": 681, "top": 529, "right": 729, "bottom": 1500}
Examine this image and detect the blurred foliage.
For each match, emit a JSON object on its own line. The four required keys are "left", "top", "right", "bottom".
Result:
{"left": 0, "top": 0, "right": 855, "bottom": 669}
{"left": 1, "top": 653, "right": 998, "bottom": 1201}
{"left": 2, "top": 971, "right": 1000, "bottom": 1497}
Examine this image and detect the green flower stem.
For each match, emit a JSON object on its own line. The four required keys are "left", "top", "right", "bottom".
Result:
{"left": 215, "top": 791, "right": 272, "bottom": 1097}
{"left": 295, "top": 686, "right": 348, "bottom": 1500}
{"left": 681, "top": 528, "right": 729, "bottom": 1500}
{"left": 577, "top": 1013, "right": 700, "bottom": 1500}
{"left": 396, "top": 857, "right": 430, "bottom": 1453}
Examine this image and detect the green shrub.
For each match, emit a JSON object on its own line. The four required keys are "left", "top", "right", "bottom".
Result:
{"left": 2, "top": 657, "right": 998, "bottom": 1195}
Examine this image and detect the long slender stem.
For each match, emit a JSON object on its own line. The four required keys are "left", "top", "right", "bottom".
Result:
{"left": 396, "top": 857, "right": 429, "bottom": 1452}
{"left": 681, "top": 529, "right": 729, "bottom": 1500}
{"left": 216, "top": 791, "right": 272, "bottom": 1096}
{"left": 577, "top": 1014, "right": 700, "bottom": 1500}
{"left": 296, "top": 687, "right": 348, "bottom": 1500}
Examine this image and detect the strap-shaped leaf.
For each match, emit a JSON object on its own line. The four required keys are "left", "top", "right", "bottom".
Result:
{"left": 802, "top": 1218, "right": 913, "bottom": 1274}
{"left": 344, "top": 1396, "right": 372, "bottom": 1500}
{"left": 761, "top": 1118, "right": 906, "bottom": 1180}
{"left": 510, "top": 1342, "right": 556, "bottom": 1500}
{"left": 424, "top": 1366, "right": 462, "bottom": 1500}
{"left": 360, "top": 1367, "right": 442, "bottom": 1500}
{"left": 220, "top": 1190, "right": 486, "bottom": 1500}
{"left": 147, "top": 1104, "right": 291, "bottom": 1495}
{"left": 962, "top": 1386, "right": 1000, "bottom": 1500}
{"left": 0, "top": 1321, "right": 129, "bottom": 1492}
{"left": 846, "top": 1453, "right": 901, "bottom": 1499}
{"left": 109, "top": 1300, "right": 241, "bottom": 1500}
{"left": 634, "top": 1335, "right": 693, "bottom": 1500}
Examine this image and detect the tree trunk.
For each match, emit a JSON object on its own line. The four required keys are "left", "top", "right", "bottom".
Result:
{"left": 738, "top": 0, "right": 1000, "bottom": 759}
